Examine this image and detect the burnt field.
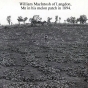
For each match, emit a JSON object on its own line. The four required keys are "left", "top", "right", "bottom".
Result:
{"left": 0, "top": 24, "right": 88, "bottom": 88}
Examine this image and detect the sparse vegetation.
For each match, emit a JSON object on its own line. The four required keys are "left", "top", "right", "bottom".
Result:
{"left": 0, "top": 24, "right": 88, "bottom": 87}
{"left": 1, "top": 14, "right": 86, "bottom": 26}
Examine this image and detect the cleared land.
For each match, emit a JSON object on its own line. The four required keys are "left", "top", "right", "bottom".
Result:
{"left": 0, "top": 24, "right": 88, "bottom": 88}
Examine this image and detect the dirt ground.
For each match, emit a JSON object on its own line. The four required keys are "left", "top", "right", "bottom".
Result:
{"left": 0, "top": 24, "right": 88, "bottom": 88}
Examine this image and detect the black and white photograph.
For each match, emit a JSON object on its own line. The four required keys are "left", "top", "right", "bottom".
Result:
{"left": 0, "top": 0, "right": 88, "bottom": 88}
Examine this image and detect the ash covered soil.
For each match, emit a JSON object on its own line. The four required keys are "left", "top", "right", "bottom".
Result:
{"left": 0, "top": 24, "right": 88, "bottom": 88}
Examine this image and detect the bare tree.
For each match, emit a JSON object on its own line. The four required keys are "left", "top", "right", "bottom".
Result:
{"left": 7, "top": 16, "right": 11, "bottom": 25}
{"left": 55, "top": 16, "right": 58, "bottom": 23}
{"left": 47, "top": 17, "right": 52, "bottom": 25}
{"left": 59, "top": 17, "right": 61, "bottom": 23}
{"left": 64, "top": 20, "right": 67, "bottom": 23}
{"left": 23, "top": 17, "right": 28, "bottom": 24}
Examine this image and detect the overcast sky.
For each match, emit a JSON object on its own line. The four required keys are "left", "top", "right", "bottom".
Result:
{"left": 0, "top": 0, "right": 88, "bottom": 25}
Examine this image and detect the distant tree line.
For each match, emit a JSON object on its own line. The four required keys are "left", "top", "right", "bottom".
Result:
{"left": 66, "top": 15, "right": 87, "bottom": 24}
{"left": 6, "top": 15, "right": 88, "bottom": 25}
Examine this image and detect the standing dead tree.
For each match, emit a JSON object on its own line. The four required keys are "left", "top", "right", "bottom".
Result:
{"left": 59, "top": 17, "right": 61, "bottom": 23}
{"left": 47, "top": 17, "right": 52, "bottom": 25}
{"left": 55, "top": 16, "right": 58, "bottom": 24}
{"left": 7, "top": 16, "right": 11, "bottom": 25}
